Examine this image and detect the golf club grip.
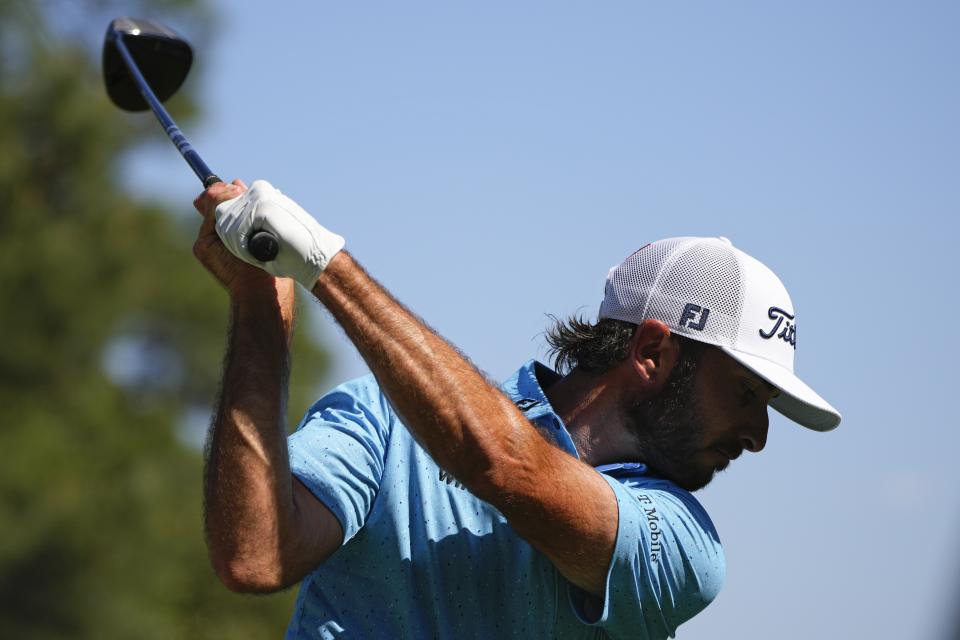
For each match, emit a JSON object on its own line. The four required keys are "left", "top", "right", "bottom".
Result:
{"left": 249, "top": 230, "right": 280, "bottom": 262}
{"left": 202, "top": 175, "right": 280, "bottom": 262}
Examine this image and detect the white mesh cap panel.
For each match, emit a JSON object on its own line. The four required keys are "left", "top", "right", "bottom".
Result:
{"left": 599, "top": 237, "right": 690, "bottom": 322}
{"left": 652, "top": 240, "right": 743, "bottom": 346}
{"left": 599, "top": 237, "right": 744, "bottom": 348}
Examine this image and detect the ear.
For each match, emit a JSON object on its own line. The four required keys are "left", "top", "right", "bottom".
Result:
{"left": 627, "top": 319, "right": 680, "bottom": 394}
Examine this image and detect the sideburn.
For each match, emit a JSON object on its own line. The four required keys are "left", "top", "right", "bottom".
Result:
{"left": 626, "top": 342, "right": 709, "bottom": 489}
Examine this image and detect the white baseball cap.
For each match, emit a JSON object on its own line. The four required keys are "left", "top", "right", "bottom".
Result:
{"left": 599, "top": 236, "right": 841, "bottom": 431}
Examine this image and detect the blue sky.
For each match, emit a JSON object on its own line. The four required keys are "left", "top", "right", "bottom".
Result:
{"left": 127, "top": 2, "right": 959, "bottom": 637}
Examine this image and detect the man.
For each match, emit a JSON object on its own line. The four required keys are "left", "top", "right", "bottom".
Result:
{"left": 194, "top": 179, "right": 840, "bottom": 639}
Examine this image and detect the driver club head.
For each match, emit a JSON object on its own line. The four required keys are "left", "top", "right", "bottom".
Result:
{"left": 103, "top": 17, "right": 193, "bottom": 111}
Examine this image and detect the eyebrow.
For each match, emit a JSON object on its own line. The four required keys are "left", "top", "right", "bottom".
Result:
{"left": 742, "top": 372, "right": 779, "bottom": 397}
{"left": 758, "top": 379, "right": 779, "bottom": 397}
{"left": 727, "top": 354, "right": 780, "bottom": 397}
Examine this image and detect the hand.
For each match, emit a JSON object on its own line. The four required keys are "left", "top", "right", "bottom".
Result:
{"left": 193, "top": 179, "right": 273, "bottom": 294}
{"left": 194, "top": 180, "right": 298, "bottom": 331}
{"left": 194, "top": 179, "right": 298, "bottom": 320}
{"left": 214, "top": 180, "right": 345, "bottom": 288}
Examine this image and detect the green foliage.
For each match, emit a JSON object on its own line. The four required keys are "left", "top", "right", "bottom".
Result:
{"left": 0, "top": 2, "right": 331, "bottom": 637}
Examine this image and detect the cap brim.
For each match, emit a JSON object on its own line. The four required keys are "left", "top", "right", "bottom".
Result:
{"left": 720, "top": 347, "right": 842, "bottom": 432}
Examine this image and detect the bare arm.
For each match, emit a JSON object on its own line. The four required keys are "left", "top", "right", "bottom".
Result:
{"left": 311, "top": 252, "right": 618, "bottom": 596}
{"left": 195, "top": 182, "right": 343, "bottom": 592}
{"left": 196, "top": 180, "right": 617, "bottom": 597}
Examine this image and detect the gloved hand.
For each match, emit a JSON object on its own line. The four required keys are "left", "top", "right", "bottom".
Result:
{"left": 214, "top": 180, "right": 345, "bottom": 288}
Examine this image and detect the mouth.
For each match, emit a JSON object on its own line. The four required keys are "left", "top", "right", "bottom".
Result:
{"left": 714, "top": 446, "right": 743, "bottom": 463}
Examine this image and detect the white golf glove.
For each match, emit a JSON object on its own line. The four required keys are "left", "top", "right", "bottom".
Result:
{"left": 215, "top": 180, "right": 345, "bottom": 288}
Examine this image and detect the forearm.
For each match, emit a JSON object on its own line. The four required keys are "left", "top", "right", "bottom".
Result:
{"left": 204, "top": 281, "right": 300, "bottom": 590}
{"left": 196, "top": 179, "right": 615, "bottom": 598}
{"left": 311, "top": 252, "right": 544, "bottom": 501}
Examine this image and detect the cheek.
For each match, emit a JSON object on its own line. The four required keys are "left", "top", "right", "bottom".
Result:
{"left": 689, "top": 396, "right": 730, "bottom": 445}
{"left": 692, "top": 376, "right": 743, "bottom": 441}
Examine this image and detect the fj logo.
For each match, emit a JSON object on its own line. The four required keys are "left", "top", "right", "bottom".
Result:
{"left": 759, "top": 306, "right": 797, "bottom": 349}
{"left": 679, "top": 303, "right": 710, "bottom": 331}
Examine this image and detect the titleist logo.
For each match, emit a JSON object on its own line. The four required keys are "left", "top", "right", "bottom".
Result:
{"left": 759, "top": 307, "right": 796, "bottom": 349}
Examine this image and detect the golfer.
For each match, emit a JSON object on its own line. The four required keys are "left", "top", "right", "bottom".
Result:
{"left": 194, "top": 179, "right": 840, "bottom": 639}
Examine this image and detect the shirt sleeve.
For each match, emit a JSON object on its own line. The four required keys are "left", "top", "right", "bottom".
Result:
{"left": 567, "top": 474, "right": 726, "bottom": 639}
{"left": 287, "top": 375, "right": 394, "bottom": 544}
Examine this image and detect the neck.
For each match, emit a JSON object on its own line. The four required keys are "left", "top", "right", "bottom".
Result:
{"left": 545, "top": 367, "right": 641, "bottom": 467}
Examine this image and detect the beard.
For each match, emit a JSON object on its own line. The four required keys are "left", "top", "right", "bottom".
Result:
{"left": 626, "top": 352, "right": 718, "bottom": 491}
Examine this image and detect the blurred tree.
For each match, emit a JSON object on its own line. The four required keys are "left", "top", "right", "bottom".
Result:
{"left": 0, "top": 1, "right": 331, "bottom": 637}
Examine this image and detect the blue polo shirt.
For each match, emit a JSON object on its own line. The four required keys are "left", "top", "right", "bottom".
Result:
{"left": 286, "top": 361, "right": 724, "bottom": 639}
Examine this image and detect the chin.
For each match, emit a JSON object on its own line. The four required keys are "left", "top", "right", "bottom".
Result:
{"left": 659, "top": 464, "right": 717, "bottom": 492}
{"left": 651, "top": 467, "right": 717, "bottom": 492}
{"left": 680, "top": 472, "right": 716, "bottom": 492}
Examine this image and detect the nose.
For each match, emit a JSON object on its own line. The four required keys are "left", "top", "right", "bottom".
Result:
{"left": 739, "top": 408, "right": 770, "bottom": 453}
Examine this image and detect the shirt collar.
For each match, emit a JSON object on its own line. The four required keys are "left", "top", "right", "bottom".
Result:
{"left": 501, "top": 360, "right": 578, "bottom": 458}
{"left": 502, "top": 360, "right": 651, "bottom": 478}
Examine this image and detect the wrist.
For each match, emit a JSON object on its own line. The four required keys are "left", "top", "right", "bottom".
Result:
{"left": 227, "top": 272, "right": 279, "bottom": 301}
{"left": 311, "top": 250, "right": 352, "bottom": 299}
{"left": 230, "top": 277, "right": 297, "bottom": 337}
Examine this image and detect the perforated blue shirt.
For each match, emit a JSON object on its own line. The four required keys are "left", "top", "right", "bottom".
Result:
{"left": 285, "top": 361, "right": 724, "bottom": 639}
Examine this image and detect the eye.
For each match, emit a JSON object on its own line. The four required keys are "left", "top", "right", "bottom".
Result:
{"left": 740, "top": 381, "right": 758, "bottom": 405}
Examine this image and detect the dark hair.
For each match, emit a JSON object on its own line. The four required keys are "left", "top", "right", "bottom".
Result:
{"left": 544, "top": 315, "right": 707, "bottom": 374}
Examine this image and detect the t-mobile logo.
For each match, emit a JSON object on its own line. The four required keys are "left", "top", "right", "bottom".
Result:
{"left": 679, "top": 303, "right": 710, "bottom": 331}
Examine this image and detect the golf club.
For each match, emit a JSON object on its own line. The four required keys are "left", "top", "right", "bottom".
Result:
{"left": 102, "top": 17, "right": 279, "bottom": 262}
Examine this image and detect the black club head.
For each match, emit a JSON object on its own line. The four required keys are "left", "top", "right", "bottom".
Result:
{"left": 102, "top": 17, "right": 194, "bottom": 111}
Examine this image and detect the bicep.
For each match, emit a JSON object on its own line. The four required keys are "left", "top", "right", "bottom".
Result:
{"left": 288, "top": 377, "right": 391, "bottom": 539}
{"left": 291, "top": 478, "right": 344, "bottom": 558}
{"left": 279, "top": 478, "right": 345, "bottom": 584}
{"left": 284, "top": 377, "right": 392, "bottom": 577}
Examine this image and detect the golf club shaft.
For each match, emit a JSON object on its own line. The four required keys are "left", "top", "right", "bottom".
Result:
{"left": 111, "top": 32, "right": 218, "bottom": 187}
{"left": 111, "top": 31, "right": 279, "bottom": 261}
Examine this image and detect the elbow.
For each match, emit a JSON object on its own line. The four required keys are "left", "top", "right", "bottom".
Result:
{"left": 210, "top": 552, "right": 290, "bottom": 594}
